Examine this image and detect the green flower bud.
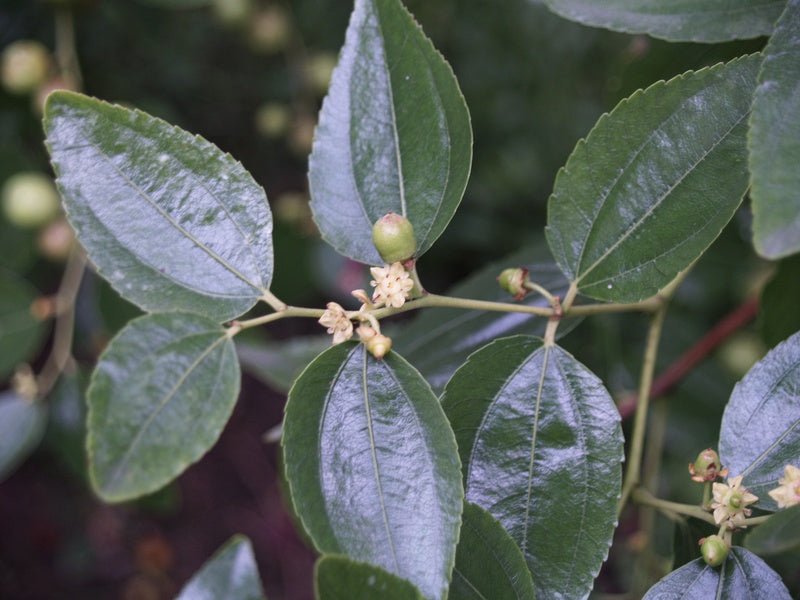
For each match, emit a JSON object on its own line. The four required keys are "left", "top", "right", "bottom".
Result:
{"left": 2, "top": 172, "right": 61, "bottom": 229}
{"left": 497, "top": 267, "right": 529, "bottom": 300}
{"left": 700, "top": 535, "right": 729, "bottom": 567}
{"left": 366, "top": 334, "right": 392, "bottom": 360}
{"left": 372, "top": 213, "right": 417, "bottom": 263}
{"left": 689, "top": 448, "right": 722, "bottom": 483}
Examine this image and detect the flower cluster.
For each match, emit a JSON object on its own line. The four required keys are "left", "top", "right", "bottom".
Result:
{"left": 370, "top": 262, "right": 414, "bottom": 308}
{"left": 711, "top": 475, "right": 758, "bottom": 529}
{"left": 768, "top": 464, "right": 800, "bottom": 508}
{"left": 318, "top": 302, "right": 352, "bottom": 344}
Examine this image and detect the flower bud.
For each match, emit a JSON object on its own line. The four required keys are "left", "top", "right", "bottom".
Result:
{"left": 689, "top": 448, "right": 722, "bottom": 483}
{"left": 366, "top": 334, "right": 392, "bottom": 360}
{"left": 497, "top": 267, "right": 529, "bottom": 300}
{"left": 372, "top": 213, "right": 417, "bottom": 264}
{"left": 700, "top": 535, "right": 729, "bottom": 567}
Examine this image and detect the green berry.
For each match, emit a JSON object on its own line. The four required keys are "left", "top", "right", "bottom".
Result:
{"left": 212, "top": 0, "right": 254, "bottom": 27}
{"left": 366, "top": 334, "right": 392, "bottom": 360}
{"left": 2, "top": 172, "right": 61, "bottom": 229}
{"left": 1, "top": 40, "right": 51, "bottom": 95}
{"left": 497, "top": 267, "right": 528, "bottom": 299}
{"left": 372, "top": 213, "right": 417, "bottom": 263}
{"left": 700, "top": 535, "right": 729, "bottom": 567}
{"left": 689, "top": 448, "right": 721, "bottom": 482}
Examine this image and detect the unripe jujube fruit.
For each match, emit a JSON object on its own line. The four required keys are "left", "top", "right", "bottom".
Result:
{"left": 2, "top": 172, "right": 61, "bottom": 229}
{"left": 1, "top": 40, "right": 51, "bottom": 95}
{"left": 372, "top": 213, "right": 417, "bottom": 263}
{"left": 701, "top": 535, "right": 729, "bottom": 567}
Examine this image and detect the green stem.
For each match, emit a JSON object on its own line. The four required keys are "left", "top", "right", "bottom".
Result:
{"left": 632, "top": 489, "right": 771, "bottom": 528}
{"left": 619, "top": 305, "right": 668, "bottom": 515}
{"left": 702, "top": 482, "right": 712, "bottom": 510}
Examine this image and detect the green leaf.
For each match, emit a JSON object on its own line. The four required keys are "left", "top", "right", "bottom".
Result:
{"left": 750, "top": 0, "right": 800, "bottom": 259}
{"left": 441, "top": 336, "right": 623, "bottom": 600}
{"left": 0, "top": 269, "right": 47, "bottom": 380}
{"left": 546, "top": 55, "right": 761, "bottom": 302}
{"left": 393, "top": 246, "right": 581, "bottom": 393}
{"left": 308, "top": 0, "right": 472, "bottom": 265}
{"left": 44, "top": 369, "right": 89, "bottom": 480}
{"left": 719, "top": 329, "right": 800, "bottom": 511}
{"left": 0, "top": 392, "right": 47, "bottom": 481}
{"left": 176, "top": 535, "right": 265, "bottom": 600}
{"left": 642, "top": 547, "right": 792, "bottom": 599}
{"left": 759, "top": 255, "right": 800, "bottom": 348}
{"left": 541, "top": 0, "right": 785, "bottom": 43}
{"left": 236, "top": 335, "right": 329, "bottom": 393}
{"left": 746, "top": 504, "right": 800, "bottom": 555}
{"left": 315, "top": 555, "right": 423, "bottom": 600}
{"left": 282, "top": 343, "right": 463, "bottom": 600}
{"left": 44, "top": 91, "right": 273, "bottom": 322}
{"left": 88, "top": 312, "right": 240, "bottom": 502}
{"left": 450, "top": 503, "right": 536, "bottom": 600}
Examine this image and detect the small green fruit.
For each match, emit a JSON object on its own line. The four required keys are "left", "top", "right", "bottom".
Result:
{"left": 366, "top": 334, "right": 392, "bottom": 360}
{"left": 372, "top": 213, "right": 417, "bottom": 263}
{"left": 212, "top": 0, "right": 254, "bottom": 27}
{"left": 255, "top": 102, "right": 290, "bottom": 139}
{"left": 689, "top": 448, "right": 721, "bottom": 483}
{"left": 1, "top": 40, "right": 51, "bottom": 95}
{"left": 2, "top": 172, "right": 61, "bottom": 229}
{"left": 700, "top": 535, "right": 729, "bottom": 567}
{"left": 248, "top": 6, "right": 291, "bottom": 54}
{"left": 305, "top": 52, "right": 337, "bottom": 95}
{"left": 497, "top": 267, "right": 529, "bottom": 300}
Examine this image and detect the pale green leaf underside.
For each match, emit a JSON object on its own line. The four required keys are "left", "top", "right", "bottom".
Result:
{"left": 176, "top": 535, "right": 265, "bottom": 600}
{"left": 282, "top": 343, "right": 463, "bottom": 600}
{"left": 643, "top": 547, "right": 791, "bottom": 599}
{"left": 450, "top": 503, "right": 536, "bottom": 600}
{"left": 0, "top": 270, "right": 47, "bottom": 380}
{"left": 315, "top": 556, "right": 423, "bottom": 600}
{"left": 0, "top": 392, "right": 47, "bottom": 481}
{"left": 442, "top": 336, "right": 623, "bottom": 600}
{"left": 542, "top": 0, "right": 784, "bottom": 43}
{"left": 719, "top": 329, "right": 800, "bottom": 511}
{"left": 44, "top": 91, "right": 273, "bottom": 322}
{"left": 750, "top": 0, "right": 800, "bottom": 259}
{"left": 309, "top": 0, "right": 472, "bottom": 265}
{"left": 546, "top": 55, "right": 760, "bottom": 302}
{"left": 88, "top": 312, "right": 240, "bottom": 502}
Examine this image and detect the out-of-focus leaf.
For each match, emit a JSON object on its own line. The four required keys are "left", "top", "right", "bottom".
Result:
{"left": 88, "top": 312, "right": 240, "bottom": 502}
{"left": 393, "top": 246, "right": 580, "bottom": 393}
{"left": 309, "top": 0, "right": 472, "bottom": 265}
{"left": 176, "top": 535, "right": 265, "bottom": 600}
{"left": 44, "top": 369, "right": 88, "bottom": 479}
{"left": 750, "top": 0, "right": 800, "bottom": 259}
{"left": 746, "top": 504, "right": 800, "bottom": 556}
{"left": 236, "top": 335, "right": 329, "bottom": 393}
{"left": 0, "top": 269, "right": 47, "bottom": 380}
{"left": 719, "top": 329, "right": 800, "bottom": 511}
{"left": 450, "top": 503, "right": 536, "bottom": 600}
{"left": 315, "top": 555, "right": 422, "bottom": 600}
{"left": 541, "top": 0, "right": 784, "bottom": 43}
{"left": 0, "top": 392, "right": 47, "bottom": 481}
{"left": 546, "top": 56, "right": 760, "bottom": 302}
{"left": 44, "top": 91, "right": 273, "bottom": 322}
{"left": 759, "top": 255, "right": 800, "bottom": 348}
{"left": 283, "top": 343, "right": 462, "bottom": 600}
{"left": 643, "top": 547, "right": 791, "bottom": 599}
{"left": 441, "top": 336, "right": 622, "bottom": 599}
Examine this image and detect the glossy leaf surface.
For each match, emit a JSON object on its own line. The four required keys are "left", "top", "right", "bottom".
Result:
{"left": 546, "top": 56, "right": 760, "bottom": 302}
{"left": 442, "top": 336, "right": 623, "bottom": 600}
{"left": 750, "top": 0, "right": 800, "bottom": 259}
{"left": 44, "top": 91, "right": 273, "bottom": 322}
{"left": 0, "top": 270, "right": 47, "bottom": 380}
{"left": 236, "top": 335, "right": 329, "bottom": 393}
{"left": 643, "top": 547, "right": 792, "bottom": 599}
{"left": 176, "top": 535, "right": 265, "bottom": 600}
{"left": 719, "top": 329, "right": 800, "bottom": 511}
{"left": 450, "top": 503, "right": 536, "bottom": 600}
{"left": 283, "top": 343, "right": 462, "bottom": 600}
{"left": 542, "top": 0, "right": 784, "bottom": 43}
{"left": 393, "top": 247, "right": 580, "bottom": 393}
{"left": 759, "top": 255, "right": 800, "bottom": 348}
{"left": 0, "top": 392, "right": 47, "bottom": 481}
{"left": 309, "top": 0, "right": 472, "bottom": 265}
{"left": 745, "top": 504, "right": 800, "bottom": 555}
{"left": 315, "top": 556, "right": 422, "bottom": 600}
{"left": 88, "top": 312, "right": 240, "bottom": 502}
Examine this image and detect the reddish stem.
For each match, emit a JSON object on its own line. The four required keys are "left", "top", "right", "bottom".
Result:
{"left": 619, "top": 297, "right": 759, "bottom": 420}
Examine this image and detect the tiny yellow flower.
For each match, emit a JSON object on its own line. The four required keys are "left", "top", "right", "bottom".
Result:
{"left": 318, "top": 302, "right": 353, "bottom": 344}
{"left": 369, "top": 262, "right": 414, "bottom": 308}
{"left": 768, "top": 464, "right": 800, "bottom": 509}
{"left": 711, "top": 475, "right": 758, "bottom": 529}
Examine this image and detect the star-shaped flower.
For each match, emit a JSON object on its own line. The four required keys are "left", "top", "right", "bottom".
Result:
{"left": 768, "top": 464, "right": 800, "bottom": 509}
{"left": 370, "top": 262, "right": 414, "bottom": 308}
{"left": 318, "top": 302, "right": 353, "bottom": 344}
{"left": 711, "top": 475, "right": 758, "bottom": 529}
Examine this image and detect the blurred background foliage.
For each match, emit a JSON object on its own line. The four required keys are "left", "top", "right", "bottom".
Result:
{"left": 0, "top": 0, "right": 797, "bottom": 598}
